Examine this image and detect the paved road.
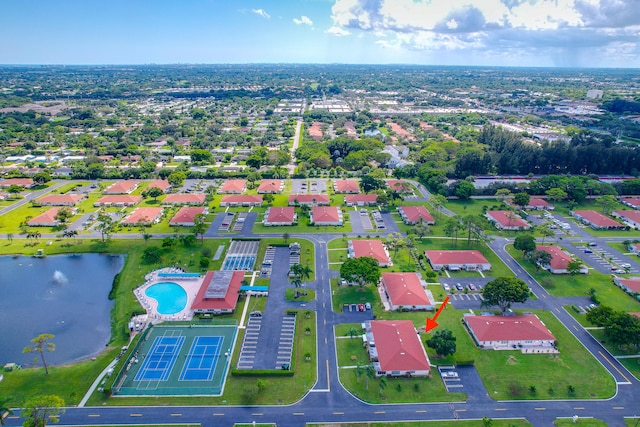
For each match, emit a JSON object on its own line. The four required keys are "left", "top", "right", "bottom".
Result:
{"left": 0, "top": 180, "right": 66, "bottom": 216}
{"left": 3, "top": 183, "right": 640, "bottom": 426}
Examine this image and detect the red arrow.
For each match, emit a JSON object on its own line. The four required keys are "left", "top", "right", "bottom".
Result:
{"left": 426, "top": 296, "right": 450, "bottom": 332}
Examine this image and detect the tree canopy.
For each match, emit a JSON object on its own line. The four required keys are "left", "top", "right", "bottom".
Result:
{"left": 21, "top": 395, "right": 65, "bottom": 427}
{"left": 481, "top": 277, "right": 531, "bottom": 313}
{"left": 340, "top": 256, "right": 381, "bottom": 287}
{"left": 426, "top": 329, "right": 457, "bottom": 358}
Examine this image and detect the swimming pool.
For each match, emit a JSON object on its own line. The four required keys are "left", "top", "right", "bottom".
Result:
{"left": 145, "top": 282, "right": 188, "bottom": 315}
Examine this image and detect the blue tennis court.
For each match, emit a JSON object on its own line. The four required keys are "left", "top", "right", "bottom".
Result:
{"left": 179, "top": 336, "right": 224, "bottom": 381}
{"left": 134, "top": 335, "right": 185, "bottom": 381}
{"left": 222, "top": 255, "right": 255, "bottom": 270}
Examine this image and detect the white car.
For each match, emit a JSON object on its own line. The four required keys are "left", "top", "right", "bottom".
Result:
{"left": 442, "top": 283, "right": 450, "bottom": 291}
{"left": 441, "top": 371, "right": 459, "bottom": 378}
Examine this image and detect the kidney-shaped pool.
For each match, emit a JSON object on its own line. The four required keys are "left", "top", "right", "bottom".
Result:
{"left": 145, "top": 282, "right": 188, "bottom": 315}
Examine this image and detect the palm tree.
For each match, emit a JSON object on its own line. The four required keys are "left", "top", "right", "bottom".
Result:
{"left": 23, "top": 333, "right": 55, "bottom": 375}
{"left": 379, "top": 376, "right": 387, "bottom": 397}
{"left": 365, "top": 364, "right": 376, "bottom": 390}
{"left": 0, "top": 398, "right": 13, "bottom": 426}
{"left": 346, "top": 327, "right": 359, "bottom": 343}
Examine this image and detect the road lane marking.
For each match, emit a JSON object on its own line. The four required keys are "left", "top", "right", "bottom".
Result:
{"left": 574, "top": 407, "right": 584, "bottom": 410}
{"left": 170, "top": 413, "right": 182, "bottom": 417}
{"left": 416, "top": 410, "right": 427, "bottom": 413}
{"left": 130, "top": 414, "right": 142, "bottom": 417}
{"left": 534, "top": 408, "right": 546, "bottom": 411}
{"left": 599, "top": 351, "right": 631, "bottom": 383}
{"left": 252, "top": 413, "right": 263, "bottom": 416}
{"left": 326, "top": 359, "right": 331, "bottom": 391}
{"left": 613, "top": 406, "right": 624, "bottom": 410}
{"left": 88, "top": 414, "right": 100, "bottom": 417}
{"left": 495, "top": 408, "right": 507, "bottom": 411}
{"left": 333, "top": 412, "right": 345, "bottom": 415}
{"left": 374, "top": 411, "right": 385, "bottom": 414}
{"left": 293, "top": 412, "right": 304, "bottom": 416}
{"left": 213, "top": 413, "right": 224, "bottom": 416}
{"left": 573, "top": 325, "right": 579, "bottom": 331}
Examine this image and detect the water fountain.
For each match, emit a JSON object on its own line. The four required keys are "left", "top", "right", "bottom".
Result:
{"left": 52, "top": 270, "right": 68, "bottom": 285}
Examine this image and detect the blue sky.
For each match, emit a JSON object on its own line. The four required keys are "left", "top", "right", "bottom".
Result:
{"left": 1, "top": 0, "right": 639, "bottom": 67}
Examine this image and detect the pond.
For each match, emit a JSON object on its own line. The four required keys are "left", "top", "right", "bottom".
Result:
{"left": 0, "top": 253, "right": 125, "bottom": 367}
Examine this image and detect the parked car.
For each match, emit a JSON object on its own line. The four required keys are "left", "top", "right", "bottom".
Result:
{"left": 455, "top": 283, "right": 464, "bottom": 291}
{"left": 442, "top": 283, "right": 450, "bottom": 291}
{"left": 468, "top": 283, "right": 476, "bottom": 291}
{"left": 358, "top": 304, "right": 365, "bottom": 312}
{"left": 440, "top": 371, "right": 459, "bottom": 378}
{"left": 584, "top": 249, "right": 593, "bottom": 253}
{"left": 365, "top": 302, "right": 371, "bottom": 310}
{"left": 588, "top": 242, "right": 598, "bottom": 247}
{"left": 250, "top": 311, "right": 262, "bottom": 317}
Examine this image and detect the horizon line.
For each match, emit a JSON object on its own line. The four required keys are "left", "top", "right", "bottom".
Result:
{"left": 0, "top": 63, "right": 639, "bottom": 70}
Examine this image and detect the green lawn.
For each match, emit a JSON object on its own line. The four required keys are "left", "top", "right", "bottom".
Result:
{"left": 373, "top": 307, "right": 615, "bottom": 400}
{"left": 619, "top": 357, "right": 640, "bottom": 381}
{"left": 285, "top": 288, "right": 316, "bottom": 302}
{"left": 331, "top": 279, "right": 379, "bottom": 313}
{"left": 554, "top": 418, "right": 608, "bottom": 427}
{"left": 309, "top": 421, "right": 532, "bottom": 427}
{"left": 0, "top": 237, "right": 277, "bottom": 406}
{"left": 506, "top": 245, "right": 640, "bottom": 312}
{"left": 335, "top": 326, "right": 466, "bottom": 404}
{"left": 416, "top": 237, "right": 514, "bottom": 278}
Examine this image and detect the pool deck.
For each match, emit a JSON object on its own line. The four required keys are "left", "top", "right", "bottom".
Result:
{"left": 136, "top": 268, "right": 204, "bottom": 323}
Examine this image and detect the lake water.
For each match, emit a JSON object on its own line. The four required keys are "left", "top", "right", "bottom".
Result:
{"left": 0, "top": 253, "right": 125, "bottom": 367}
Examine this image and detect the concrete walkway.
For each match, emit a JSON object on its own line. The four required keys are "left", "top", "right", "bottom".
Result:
{"left": 78, "top": 358, "right": 119, "bottom": 407}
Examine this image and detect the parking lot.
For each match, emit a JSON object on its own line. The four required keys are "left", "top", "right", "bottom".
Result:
{"left": 290, "top": 178, "right": 327, "bottom": 194}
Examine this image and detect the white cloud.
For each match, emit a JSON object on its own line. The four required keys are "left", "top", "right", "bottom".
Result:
{"left": 327, "top": 0, "right": 640, "bottom": 66}
{"left": 251, "top": 8, "right": 271, "bottom": 19}
{"left": 326, "top": 26, "right": 351, "bottom": 36}
{"left": 293, "top": 15, "right": 313, "bottom": 26}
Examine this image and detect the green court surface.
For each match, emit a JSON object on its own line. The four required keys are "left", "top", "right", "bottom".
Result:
{"left": 112, "top": 322, "right": 237, "bottom": 396}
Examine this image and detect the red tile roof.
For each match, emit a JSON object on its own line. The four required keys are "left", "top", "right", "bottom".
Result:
{"left": 351, "top": 240, "right": 390, "bottom": 265}
{"left": 311, "top": 206, "right": 342, "bottom": 224}
{"left": 506, "top": 197, "right": 552, "bottom": 209}
{"left": 169, "top": 206, "right": 206, "bottom": 225}
{"left": 0, "top": 178, "right": 34, "bottom": 187}
{"left": 536, "top": 245, "right": 572, "bottom": 271}
{"left": 345, "top": 194, "right": 378, "bottom": 204}
{"left": 382, "top": 272, "right": 432, "bottom": 307}
{"left": 334, "top": 179, "right": 360, "bottom": 193}
{"left": 147, "top": 180, "right": 170, "bottom": 192}
{"left": 487, "top": 210, "right": 530, "bottom": 228}
{"left": 104, "top": 180, "right": 139, "bottom": 194}
{"left": 398, "top": 206, "right": 434, "bottom": 224}
{"left": 465, "top": 314, "right": 556, "bottom": 342}
{"left": 370, "top": 320, "right": 430, "bottom": 373}
{"left": 614, "top": 210, "right": 640, "bottom": 224}
{"left": 95, "top": 195, "right": 142, "bottom": 206}
{"left": 386, "top": 180, "right": 411, "bottom": 192}
{"left": 572, "top": 210, "right": 622, "bottom": 228}
{"left": 621, "top": 197, "right": 640, "bottom": 209}
{"left": 37, "top": 194, "right": 84, "bottom": 205}
{"left": 425, "top": 250, "right": 489, "bottom": 266}
{"left": 191, "top": 270, "right": 244, "bottom": 311}
{"left": 288, "top": 194, "right": 329, "bottom": 205}
{"left": 219, "top": 179, "right": 246, "bottom": 193}
{"left": 123, "top": 207, "right": 163, "bottom": 225}
{"left": 266, "top": 207, "right": 296, "bottom": 224}
{"left": 163, "top": 193, "right": 206, "bottom": 204}
{"left": 28, "top": 208, "right": 60, "bottom": 226}
{"left": 618, "top": 278, "right": 640, "bottom": 293}
{"left": 220, "top": 195, "right": 262, "bottom": 204}
{"left": 258, "top": 179, "right": 283, "bottom": 193}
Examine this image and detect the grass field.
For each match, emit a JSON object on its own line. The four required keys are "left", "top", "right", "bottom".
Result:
{"left": 0, "top": 234, "right": 323, "bottom": 406}
{"left": 370, "top": 307, "right": 615, "bottom": 400}
{"left": 334, "top": 325, "right": 466, "bottom": 404}
{"left": 554, "top": 418, "right": 608, "bottom": 427}
{"left": 309, "top": 421, "right": 532, "bottom": 427}
{"left": 506, "top": 245, "right": 640, "bottom": 312}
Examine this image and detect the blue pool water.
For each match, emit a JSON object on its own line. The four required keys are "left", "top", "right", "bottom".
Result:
{"left": 145, "top": 282, "right": 188, "bottom": 315}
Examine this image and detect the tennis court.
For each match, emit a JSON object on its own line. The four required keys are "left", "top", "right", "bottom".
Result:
{"left": 112, "top": 323, "right": 237, "bottom": 396}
